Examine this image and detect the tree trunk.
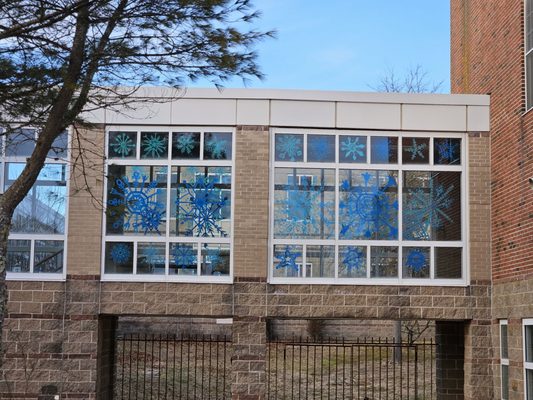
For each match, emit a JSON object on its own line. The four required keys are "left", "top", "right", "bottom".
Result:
{"left": 394, "top": 320, "right": 402, "bottom": 363}
{"left": 0, "top": 206, "right": 13, "bottom": 368}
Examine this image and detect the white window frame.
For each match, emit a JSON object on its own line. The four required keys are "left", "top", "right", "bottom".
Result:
{"left": 269, "top": 128, "right": 469, "bottom": 286}
{"left": 1, "top": 126, "right": 70, "bottom": 281}
{"left": 500, "top": 320, "right": 509, "bottom": 400}
{"left": 524, "top": 319, "right": 533, "bottom": 399}
{"left": 526, "top": 0, "right": 533, "bottom": 112}
{"left": 101, "top": 126, "right": 235, "bottom": 283}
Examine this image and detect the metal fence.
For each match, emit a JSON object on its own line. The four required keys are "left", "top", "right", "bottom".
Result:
{"left": 114, "top": 334, "right": 231, "bottom": 400}
{"left": 267, "top": 337, "right": 436, "bottom": 400}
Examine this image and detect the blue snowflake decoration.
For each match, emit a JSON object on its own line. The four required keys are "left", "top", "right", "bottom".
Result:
{"left": 276, "top": 135, "right": 303, "bottom": 161}
{"left": 405, "top": 249, "right": 427, "bottom": 272}
{"left": 274, "top": 177, "right": 334, "bottom": 239}
{"left": 274, "top": 246, "right": 301, "bottom": 272}
{"left": 171, "top": 244, "right": 197, "bottom": 268}
{"left": 341, "top": 137, "right": 365, "bottom": 161}
{"left": 436, "top": 139, "right": 460, "bottom": 164}
{"left": 110, "top": 243, "right": 131, "bottom": 264}
{"left": 341, "top": 246, "right": 365, "bottom": 272}
{"left": 107, "top": 171, "right": 165, "bottom": 234}
{"left": 142, "top": 134, "right": 167, "bottom": 158}
{"left": 205, "top": 136, "right": 228, "bottom": 159}
{"left": 339, "top": 172, "right": 398, "bottom": 239}
{"left": 404, "top": 138, "right": 427, "bottom": 160}
{"left": 307, "top": 136, "right": 334, "bottom": 162}
{"left": 111, "top": 133, "right": 135, "bottom": 158}
{"left": 403, "top": 179, "right": 454, "bottom": 240}
{"left": 142, "top": 245, "right": 160, "bottom": 267}
{"left": 176, "top": 176, "right": 228, "bottom": 237}
{"left": 175, "top": 133, "right": 196, "bottom": 155}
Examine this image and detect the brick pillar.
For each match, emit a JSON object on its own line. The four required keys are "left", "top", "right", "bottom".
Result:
{"left": 436, "top": 321, "right": 465, "bottom": 400}
{"left": 464, "top": 319, "right": 494, "bottom": 399}
{"left": 96, "top": 315, "right": 117, "bottom": 400}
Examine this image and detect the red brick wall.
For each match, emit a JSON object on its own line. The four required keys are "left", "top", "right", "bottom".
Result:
{"left": 451, "top": 0, "right": 533, "bottom": 282}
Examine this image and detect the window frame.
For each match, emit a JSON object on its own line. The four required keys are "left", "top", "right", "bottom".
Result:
{"left": 526, "top": 0, "right": 533, "bottom": 112}
{"left": 1, "top": 127, "right": 70, "bottom": 281}
{"left": 101, "top": 125, "right": 235, "bottom": 283}
{"left": 500, "top": 319, "right": 509, "bottom": 400}
{"left": 524, "top": 319, "right": 533, "bottom": 399}
{"left": 269, "top": 128, "right": 469, "bottom": 286}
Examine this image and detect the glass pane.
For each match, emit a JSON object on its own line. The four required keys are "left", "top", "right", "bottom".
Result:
{"left": 274, "top": 168, "right": 335, "bottom": 239}
{"left": 34, "top": 240, "right": 63, "bottom": 273}
{"left": 137, "top": 243, "right": 165, "bottom": 275}
{"left": 526, "top": 325, "right": 533, "bottom": 363}
{"left": 7, "top": 163, "right": 67, "bottom": 234}
{"left": 403, "top": 171, "right": 461, "bottom": 241}
{"left": 371, "top": 136, "right": 398, "bottom": 164}
{"left": 106, "top": 166, "right": 167, "bottom": 235}
{"left": 5, "top": 128, "right": 35, "bottom": 157}
{"left": 402, "top": 247, "right": 430, "bottom": 278}
{"left": 527, "top": 368, "right": 533, "bottom": 400}
{"left": 306, "top": 245, "right": 334, "bottom": 278}
{"left": 402, "top": 137, "right": 429, "bottom": 164}
{"left": 339, "top": 169, "right": 398, "bottom": 240}
{"left": 140, "top": 132, "right": 168, "bottom": 159}
{"left": 273, "top": 244, "right": 303, "bottom": 278}
{"left": 172, "top": 132, "right": 200, "bottom": 159}
{"left": 370, "top": 246, "right": 398, "bottom": 278}
{"left": 339, "top": 246, "right": 366, "bottom": 278}
{"left": 169, "top": 243, "right": 197, "bottom": 275}
{"left": 339, "top": 135, "right": 366, "bottom": 163}
{"left": 527, "top": 0, "right": 533, "bottom": 51}
{"left": 434, "top": 138, "right": 461, "bottom": 165}
{"left": 108, "top": 131, "right": 137, "bottom": 159}
{"left": 500, "top": 324, "right": 508, "bottom": 359}
{"left": 307, "top": 135, "right": 335, "bottom": 162}
{"left": 275, "top": 134, "right": 303, "bottom": 162}
{"left": 501, "top": 364, "right": 509, "bottom": 400}
{"left": 204, "top": 132, "right": 232, "bottom": 160}
{"left": 528, "top": 53, "right": 533, "bottom": 110}
{"left": 6, "top": 240, "right": 30, "bottom": 273}
{"left": 105, "top": 242, "right": 133, "bottom": 273}
{"left": 48, "top": 130, "right": 69, "bottom": 158}
{"left": 200, "top": 244, "right": 230, "bottom": 276}
{"left": 171, "top": 166, "right": 231, "bottom": 237}
{"left": 435, "top": 247, "right": 462, "bottom": 278}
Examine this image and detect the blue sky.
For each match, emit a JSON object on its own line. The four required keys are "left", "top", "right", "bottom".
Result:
{"left": 191, "top": 1, "right": 450, "bottom": 93}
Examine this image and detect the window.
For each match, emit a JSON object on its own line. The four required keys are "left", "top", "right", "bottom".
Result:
{"left": 524, "top": 319, "right": 533, "bottom": 399}
{"left": 270, "top": 130, "right": 466, "bottom": 284}
{"left": 527, "top": 0, "right": 533, "bottom": 110}
{"left": 500, "top": 320, "right": 509, "bottom": 400}
{"left": 103, "top": 128, "right": 233, "bottom": 281}
{"left": 0, "top": 128, "right": 69, "bottom": 278}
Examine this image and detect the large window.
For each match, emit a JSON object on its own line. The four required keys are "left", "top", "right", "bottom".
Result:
{"left": 527, "top": 0, "right": 533, "bottom": 110}
{"left": 270, "top": 130, "right": 466, "bottom": 284}
{"left": 501, "top": 320, "right": 509, "bottom": 400}
{"left": 525, "top": 319, "right": 533, "bottom": 399}
{"left": 0, "top": 128, "right": 69, "bottom": 279}
{"left": 103, "top": 128, "right": 233, "bottom": 282}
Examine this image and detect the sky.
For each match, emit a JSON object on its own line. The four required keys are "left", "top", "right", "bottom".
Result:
{"left": 190, "top": 0, "right": 451, "bottom": 93}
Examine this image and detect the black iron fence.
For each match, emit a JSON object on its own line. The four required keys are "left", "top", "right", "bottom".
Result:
{"left": 267, "top": 337, "right": 436, "bottom": 400}
{"left": 114, "top": 334, "right": 231, "bottom": 400}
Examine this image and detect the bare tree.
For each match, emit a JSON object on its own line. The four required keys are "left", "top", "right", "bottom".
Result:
{"left": 0, "top": 0, "right": 274, "bottom": 363}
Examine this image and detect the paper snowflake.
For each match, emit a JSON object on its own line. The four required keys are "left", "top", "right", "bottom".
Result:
{"left": 142, "top": 134, "right": 167, "bottom": 158}
{"left": 110, "top": 133, "right": 135, "bottom": 158}
{"left": 110, "top": 243, "right": 131, "bottom": 264}
{"left": 171, "top": 244, "right": 197, "bottom": 268}
{"left": 405, "top": 248, "right": 427, "bottom": 272}
{"left": 175, "top": 133, "right": 196, "bottom": 155}
{"left": 205, "top": 136, "right": 228, "bottom": 159}
{"left": 341, "top": 246, "right": 366, "bottom": 271}
{"left": 274, "top": 246, "right": 301, "bottom": 272}
{"left": 341, "top": 137, "right": 365, "bottom": 161}
{"left": 404, "top": 138, "right": 427, "bottom": 160}
{"left": 276, "top": 135, "right": 303, "bottom": 161}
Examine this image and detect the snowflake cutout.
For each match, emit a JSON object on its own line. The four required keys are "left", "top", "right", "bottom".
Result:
{"left": 142, "top": 134, "right": 167, "bottom": 158}
{"left": 274, "top": 246, "right": 301, "bottom": 272}
{"left": 404, "top": 138, "right": 427, "bottom": 160}
{"left": 176, "top": 176, "right": 228, "bottom": 237}
{"left": 342, "top": 246, "right": 366, "bottom": 272}
{"left": 341, "top": 137, "right": 365, "bottom": 161}
{"left": 175, "top": 133, "right": 196, "bottom": 155}
{"left": 436, "top": 139, "right": 459, "bottom": 164}
{"left": 403, "top": 179, "right": 454, "bottom": 240}
{"left": 142, "top": 245, "right": 160, "bottom": 268}
{"left": 405, "top": 249, "right": 427, "bottom": 272}
{"left": 171, "top": 244, "right": 197, "bottom": 268}
{"left": 107, "top": 171, "right": 165, "bottom": 234}
{"left": 276, "top": 135, "right": 303, "bottom": 161}
{"left": 205, "top": 136, "right": 228, "bottom": 159}
{"left": 111, "top": 133, "right": 135, "bottom": 158}
{"left": 339, "top": 172, "right": 398, "bottom": 239}
{"left": 110, "top": 243, "right": 131, "bottom": 264}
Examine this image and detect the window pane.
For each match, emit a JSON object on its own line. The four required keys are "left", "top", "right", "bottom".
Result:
{"left": 140, "top": 132, "right": 168, "bottom": 159}
{"left": 526, "top": 325, "right": 533, "bottom": 363}
{"left": 204, "top": 132, "right": 232, "bottom": 160}
{"left": 527, "top": 0, "right": 533, "bottom": 52}
{"left": 500, "top": 323, "right": 508, "bottom": 359}
{"left": 339, "top": 169, "right": 398, "bottom": 240}
{"left": 307, "top": 135, "right": 335, "bottom": 162}
{"left": 275, "top": 134, "right": 303, "bottom": 162}
{"left": 105, "top": 242, "right": 134, "bottom": 273}
{"left": 434, "top": 138, "right": 461, "bottom": 165}
{"left": 171, "top": 166, "right": 231, "bottom": 237}
{"left": 339, "top": 135, "right": 366, "bottom": 163}
{"left": 34, "top": 240, "right": 63, "bottom": 273}
{"left": 402, "top": 247, "right": 430, "bottom": 278}
{"left": 371, "top": 136, "right": 398, "bottom": 163}
{"left": 306, "top": 245, "right": 334, "bottom": 278}
{"left": 501, "top": 364, "right": 509, "bottom": 400}
{"left": 371, "top": 246, "right": 398, "bottom": 278}
{"left": 435, "top": 247, "right": 462, "bottom": 278}
{"left": 402, "top": 137, "right": 429, "bottom": 164}
{"left": 169, "top": 243, "right": 197, "bottom": 275}
{"left": 5, "top": 128, "right": 35, "bottom": 157}
{"left": 137, "top": 242, "right": 165, "bottom": 275}
{"left": 339, "top": 246, "right": 366, "bottom": 278}
{"left": 528, "top": 53, "right": 533, "bottom": 110}
{"left": 48, "top": 130, "right": 69, "bottom": 159}
{"left": 527, "top": 368, "right": 533, "bottom": 400}
{"left": 106, "top": 166, "right": 167, "bottom": 235}
{"left": 273, "top": 244, "right": 303, "bottom": 278}
{"left": 201, "top": 244, "right": 230, "bottom": 276}
{"left": 274, "top": 168, "right": 335, "bottom": 239}
{"left": 108, "top": 131, "right": 137, "bottom": 159}
{"left": 172, "top": 132, "right": 200, "bottom": 159}
{"left": 403, "top": 171, "right": 461, "bottom": 241}
{"left": 7, "top": 240, "right": 30, "bottom": 273}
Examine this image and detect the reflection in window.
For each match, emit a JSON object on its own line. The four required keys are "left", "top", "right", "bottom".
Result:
{"left": 6, "top": 240, "right": 31, "bottom": 273}
{"left": 34, "top": 240, "right": 63, "bottom": 273}
{"left": 370, "top": 246, "right": 398, "bottom": 278}
{"left": 371, "top": 137, "right": 398, "bottom": 164}
{"left": 307, "top": 135, "right": 335, "bottom": 162}
{"left": 5, "top": 128, "right": 35, "bottom": 157}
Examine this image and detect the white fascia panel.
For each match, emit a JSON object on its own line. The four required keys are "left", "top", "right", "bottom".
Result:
{"left": 236, "top": 99, "right": 270, "bottom": 125}
{"left": 337, "top": 102, "right": 401, "bottom": 130}
{"left": 105, "top": 101, "right": 172, "bottom": 125}
{"left": 270, "top": 100, "right": 335, "bottom": 128}
{"left": 402, "top": 104, "right": 467, "bottom": 132}
{"left": 467, "top": 105, "right": 490, "bottom": 132}
{"left": 171, "top": 99, "right": 236, "bottom": 125}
